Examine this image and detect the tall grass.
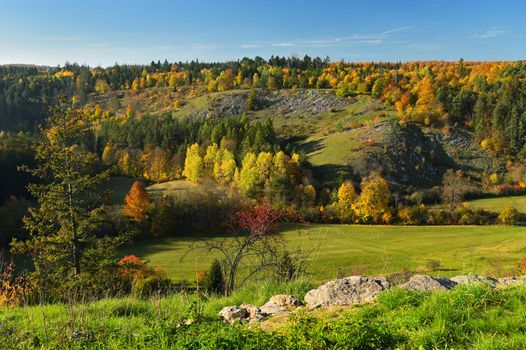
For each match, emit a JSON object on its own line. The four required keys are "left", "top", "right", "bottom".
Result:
{"left": 2, "top": 284, "right": 526, "bottom": 349}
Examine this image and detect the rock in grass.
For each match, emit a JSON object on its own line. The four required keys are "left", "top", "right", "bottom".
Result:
{"left": 240, "top": 304, "right": 263, "bottom": 320}
{"left": 259, "top": 300, "right": 285, "bottom": 316}
{"left": 304, "top": 276, "right": 389, "bottom": 308}
{"left": 400, "top": 274, "right": 457, "bottom": 291}
{"left": 496, "top": 276, "right": 526, "bottom": 288}
{"left": 257, "top": 294, "right": 301, "bottom": 318}
{"left": 218, "top": 306, "right": 247, "bottom": 323}
{"left": 270, "top": 294, "right": 302, "bottom": 307}
{"left": 451, "top": 274, "right": 497, "bottom": 287}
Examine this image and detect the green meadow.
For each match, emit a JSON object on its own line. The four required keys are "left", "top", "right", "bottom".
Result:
{"left": 122, "top": 224, "right": 526, "bottom": 282}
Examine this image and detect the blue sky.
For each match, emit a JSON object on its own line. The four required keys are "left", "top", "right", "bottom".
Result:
{"left": 0, "top": 0, "right": 525, "bottom": 66}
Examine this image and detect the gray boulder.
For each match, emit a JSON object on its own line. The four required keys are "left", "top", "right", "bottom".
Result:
{"left": 258, "top": 294, "right": 301, "bottom": 317}
{"left": 400, "top": 274, "right": 457, "bottom": 291}
{"left": 304, "top": 276, "right": 389, "bottom": 308}
{"left": 259, "top": 300, "right": 285, "bottom": 316}
{"left": 217, "top": 306, "right": 247, "bottom": 323}
{"left": 451, "top": 274, "right": 497, "bottom": 287}
{"left": 496, "top": 276, "right": 526, "bottom": 288}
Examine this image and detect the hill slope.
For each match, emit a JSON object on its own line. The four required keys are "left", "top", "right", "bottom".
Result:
{"left": 92, "top": 87, "right": 504, "bottom": 190}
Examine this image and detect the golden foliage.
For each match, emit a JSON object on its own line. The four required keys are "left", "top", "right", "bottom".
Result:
{"left": 124, "top": 181, "right": 151, "bottom": 221}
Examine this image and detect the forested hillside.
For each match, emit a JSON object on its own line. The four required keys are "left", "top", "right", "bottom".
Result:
{"left": 2, "top": 58, "right": 526, "bottom": 231}
{"left": 2, "top": 57, "right": 526, "bottom": 157}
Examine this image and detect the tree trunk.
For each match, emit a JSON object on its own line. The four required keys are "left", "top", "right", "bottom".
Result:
{"left": 68, "top": 181, "right": 81, "bottom": 275}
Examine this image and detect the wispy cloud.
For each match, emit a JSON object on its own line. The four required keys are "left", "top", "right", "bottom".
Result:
{"left": 239, "top": 26, "right": 413, "bottom": 49}
{"left": 272, "top": 42, "right": 294, "bottom": 47}
{"left": 45, "top": 36, "right": 81, "bottom": 42}
{"left": 473, "top": 27, "right": 508, "bottom": 39}
{"left": 240, "top": 44, "right": 262, "bottom": 48}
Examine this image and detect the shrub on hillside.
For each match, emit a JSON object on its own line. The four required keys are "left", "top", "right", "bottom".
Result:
{"left": 0, "top": 260, "right": 26, "bottom": 307}
{"left": 275, "top": 251, "right": 304, "bottom": 283}
{"left": 498, "top": 207, "right": 519, "bottom": 225}
{"left": 202, "top": 260, "right": 225, "bottom": 295}
{"left": 132, "top": 273, "right": 174, "bottom": 298}
{"left": 515, "top": 257, "right": 526, "bottom": 274}
{"left": 118, "top": 255, "right": 174, "bottom": 297}
{"left": 426, "top": 259, "right": 442, "bottom": 272}
{"left": 397, "top": 205, "right": 429, "bottom": 225}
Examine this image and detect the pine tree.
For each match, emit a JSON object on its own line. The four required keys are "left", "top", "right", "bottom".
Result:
{"left": 245, "top": 88, "right": 260, "bottom": 111}
{"left": 13, "top": 100, "right": 122, "bottom": 300}
{"left": 202, "top": 259, "right": 224, "bottom": 295}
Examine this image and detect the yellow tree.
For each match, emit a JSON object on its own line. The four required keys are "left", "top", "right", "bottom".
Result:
{"left": 145, "top": 147, "right": 169, "bottom": 182}
{"left": 101, "top": 143, "right": 117, "bottom": 165}
{"left": 337, "top": 181, "right": 356, "bottom": 222}
{"left": 413, "top": 77, "right": 443, "bottom": 124}
{"left": 182, "top": 143, "right": 203, "bottom": 183}
{"left": 213, "top": 149, "right": 236, "bottom": 185}
{"left": 338, "top": 181, "right": 356, "bottom": 208}
{"left": 237, "top": 152, "right": 259, "bottom": 197}
{"left": 124, "top": 181, "right": 151, "bottom": 221}
{"left": 118, "top": 150, "right": 132, "bottom": 175}
{"left": 303, "top": 184, "right": 317, "bottom": 205}
{"left": 256, "top": 152, "right": 273, "bottom": 184}
{"left": 204, "top": 143, "right": 219, "bottom": 176}
{"left": 131, "top": 78, "right": 141, "bottom": 94}
{"left": 353, "top": 174, "right": 390, "bottom": 224}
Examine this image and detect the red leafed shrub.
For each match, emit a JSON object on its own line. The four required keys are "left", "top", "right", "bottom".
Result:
{"left": 234, "top": 203, "right": 281, "bottom": 237}
{"left": 118, "top": 255, "right": 146, "bottom": 277}
{"left": 118, "top": 255, "right": 173, "bottom": 297}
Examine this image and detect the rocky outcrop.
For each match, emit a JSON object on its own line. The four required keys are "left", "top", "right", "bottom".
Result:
{"left": 304, "top": 276, "right": 389, "bottom": 308}
{"left": 219, "top": 274, "right": 526, "bottom": 323}
{"left": 400, "top": 274, "right": 457, "bottom": 291}
{"left": 451, "top": 274, "right": 497, "bottom": 287}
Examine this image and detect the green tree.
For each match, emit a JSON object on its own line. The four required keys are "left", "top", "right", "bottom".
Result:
{"left": 245, "top": 88, "right": 260, "bottom": 111}
{"left": 202, "top": 259, "right": 225, "bottom": 295}
{"left": 371, "top": 77, "right": 387, "bottom": 99}
{"left": 13, "top": 101, "right": 123, "bottom": 300}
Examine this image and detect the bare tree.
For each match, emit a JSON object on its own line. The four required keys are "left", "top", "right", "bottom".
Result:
{"left": 187, "top": 204, "right": 283, "bottom": 295}
{"left": 442, "top": 169, "right": 471, "bottom": 210}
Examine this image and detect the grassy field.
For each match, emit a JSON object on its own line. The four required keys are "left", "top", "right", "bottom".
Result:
{"left": 147, "top": 179, "right": 228, "bottom": 201}
{"left": 3, "top": 281, "right": 526, "bottom": 349}
{"left": 103, "top": 176, "right": 137, "bottom": 204}
{"left": 106, "top": 177, "right": 229, "bottom": 203}
{"left": 466, "top": 195, "right": 526, "bottom": 213}
{"left": 122, "top": 224, "right": 526, "bottom": 283}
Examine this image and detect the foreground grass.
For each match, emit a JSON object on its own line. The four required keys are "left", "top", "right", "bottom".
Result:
{"left": 123, "top": 224, "right": 526, "bottom": 283}
{"left": 2, "top": 283, "right": 526, "bottom": 349}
